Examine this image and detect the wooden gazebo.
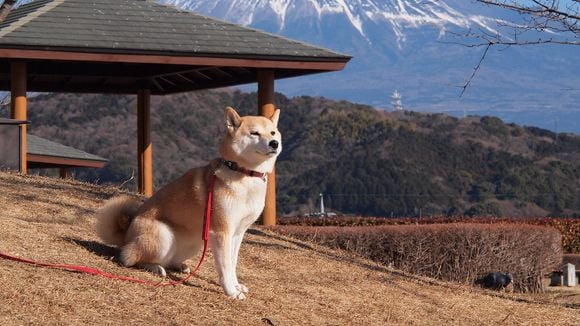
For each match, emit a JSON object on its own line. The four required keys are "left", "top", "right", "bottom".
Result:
{"left": 0, "top": 0, "right": 350, "bottom": 225}
{"left": 27, "top": 134, "right": 107, "bottom": 178}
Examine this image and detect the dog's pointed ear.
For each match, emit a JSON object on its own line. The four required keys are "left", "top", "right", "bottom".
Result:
{"left": 269, "top": 109, "right": 280, "bottom": 127}
{"left": 225, "top": 107, "right": 242, "bottom": 135}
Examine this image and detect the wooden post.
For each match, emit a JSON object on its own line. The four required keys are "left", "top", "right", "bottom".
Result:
{"left": 137, "top": 88, "right": 153, "bottom": 197}
{"left": 10, "top": 61, "right": 26, "bottom": 174}
{"left": 258, "top": 70, "right": 276, "bottom": 226}
{"left": 59, "top": 167, "right": 71, "bottom": 179}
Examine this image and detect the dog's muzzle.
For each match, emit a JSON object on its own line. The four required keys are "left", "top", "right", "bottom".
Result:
{"left": 269, "top": 140, "right": 279, "bottom": 150}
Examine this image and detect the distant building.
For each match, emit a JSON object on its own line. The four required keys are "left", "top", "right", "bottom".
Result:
{"left": 27, "top": 134, "right": 107, "bottom": 178}
{"left": 0, "top": 118, "right": 107, "bottom": 178}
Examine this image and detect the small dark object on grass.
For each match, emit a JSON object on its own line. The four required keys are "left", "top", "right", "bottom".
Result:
{"left": 475, "top": 272, "right": 513, "bottom": 292}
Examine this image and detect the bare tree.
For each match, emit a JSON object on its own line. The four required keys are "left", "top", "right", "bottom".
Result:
{"left": 454, "top": 0, "right": 579, "bottom": 95}
{"left": 0, "top": 0, "right": 17, "bottom": 23}
{"left": 473, "top": 1, "right": 579, "bottom": 44}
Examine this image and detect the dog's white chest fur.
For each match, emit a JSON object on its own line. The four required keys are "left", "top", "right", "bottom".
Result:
{"left": 215, "top": 169, "right": 267, "bottom": 230}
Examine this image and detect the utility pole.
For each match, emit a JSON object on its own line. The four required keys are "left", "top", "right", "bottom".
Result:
{"left": 554, "top": 118, "right": 559, "bottom": 145}
{"left": 391, "top": 90, "right": 403, "bottom": 111}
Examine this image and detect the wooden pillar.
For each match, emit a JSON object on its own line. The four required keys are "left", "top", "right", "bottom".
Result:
{"left": 59, "top": 167, "right": 71, "bottom": 179}
{"left": 10, "top": 61, "right": 26, "bottom": 174}
{"left": 258, "top": 70, "right": 277, "bottom": 226}
{"left": 137, "top": 89, "right": 153, "bottom": 197}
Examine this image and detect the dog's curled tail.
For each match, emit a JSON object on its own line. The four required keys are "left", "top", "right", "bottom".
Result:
{"left": 95, "top": 195, "right": 140, "bottom": 247}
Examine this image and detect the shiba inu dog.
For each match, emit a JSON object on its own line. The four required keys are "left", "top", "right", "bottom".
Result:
{"left": 95, "top": 107, "right": 281, "bottom": 299}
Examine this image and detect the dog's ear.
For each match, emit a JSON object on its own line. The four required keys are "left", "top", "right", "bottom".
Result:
{"left": 225, "top": 107, "right": 242, "bottom": 135}
{"left": 269, "top": 109, "right": 280, "bottom": 127}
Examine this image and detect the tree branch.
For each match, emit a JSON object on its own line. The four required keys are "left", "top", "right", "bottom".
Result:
{"left": 460, "top": 42, "right": 492, "bottom": 98}
{"left": 440, "top": 0, "right": 580, "bottom": 95}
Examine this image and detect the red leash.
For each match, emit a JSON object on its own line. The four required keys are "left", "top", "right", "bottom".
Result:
{"left": 0, "top": 174, "right": 216, "bottom": 287}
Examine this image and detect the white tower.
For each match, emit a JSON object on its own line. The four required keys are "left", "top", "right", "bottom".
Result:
{"left": 319, "top": 193, "right": 325, "bottom": 215}
{"left": 391, "top": 90, "right": 403, "bottom": 111}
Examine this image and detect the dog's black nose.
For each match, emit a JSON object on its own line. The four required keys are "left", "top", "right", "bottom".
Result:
{"left": 269, "top": 140, "right": 279, "bottom": 149}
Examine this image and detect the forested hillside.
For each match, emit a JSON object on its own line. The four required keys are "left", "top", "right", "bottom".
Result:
{"left": 2, "top": 90, "right": 579, "bottom": 217}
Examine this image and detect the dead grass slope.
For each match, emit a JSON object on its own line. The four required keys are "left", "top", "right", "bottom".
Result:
{"left": 0, "top": 171, "right": 578, "bottom": 325}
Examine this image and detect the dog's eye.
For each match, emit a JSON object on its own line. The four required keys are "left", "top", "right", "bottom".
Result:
{"left": 270, "top": 131, "right": 276, "bottom": 136}
{"left": 250, "top": 131, "right": 260, "bottom": 136}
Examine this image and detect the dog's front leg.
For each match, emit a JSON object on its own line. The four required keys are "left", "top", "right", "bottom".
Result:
{"left": 231, "top": 232, "right": 249, "bottom": 294}
{"left": 210, "top": 232, "right": 246, "bottom": 299}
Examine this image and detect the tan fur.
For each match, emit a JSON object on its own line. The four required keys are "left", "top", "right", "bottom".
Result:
{"left": 95, "top": 195, "right": 140, "bottom": 247}
{"left": 95, "top": 107, "right": 281, "bottom": 299}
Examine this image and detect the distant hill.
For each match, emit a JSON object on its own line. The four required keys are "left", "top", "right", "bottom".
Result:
{"left": 161, "top": 0, "right": 580, "bottom": 134}
{"left": 2, "top": 90, "right": 579, "bottom": 217}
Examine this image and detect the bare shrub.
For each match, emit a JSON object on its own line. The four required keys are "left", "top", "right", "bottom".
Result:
{"left": 270, "top": 223, "right": 562, "bottom": 293}
{"left": 278, "top": 216, "right": 580, "bottom": 253}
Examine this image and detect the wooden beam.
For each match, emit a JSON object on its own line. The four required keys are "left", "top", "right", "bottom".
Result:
{"left": 137, "top": 88, "right": 153, "bottom": 197}
{"left": 0, "top": 49, "right": 350, "bottom": 71}
{"left": 10, "top": 61, "right": 26, "bottom": 174}
{"left": 27, "top": 154, "right": 106, "bottom": 168}
{"left": 0, "top": 73, "right": 259, "bottom": 95}
{"left": 258, "top": 69, "right": 276, "bottom": 226}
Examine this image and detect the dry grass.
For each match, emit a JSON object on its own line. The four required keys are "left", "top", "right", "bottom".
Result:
{"left": 0, "top": 171, "right": 579, "bottom": 325}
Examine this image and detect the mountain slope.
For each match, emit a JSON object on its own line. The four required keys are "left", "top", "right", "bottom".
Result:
{"left": 159, "top": 0, "right": 580, "bottom": 133}
{"left": 4, "top": 90, "right": 579, "bottom": 217}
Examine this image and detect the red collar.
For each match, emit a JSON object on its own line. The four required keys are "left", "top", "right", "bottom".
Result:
{"left": 222, "top": 160, "right": 266, "bottom": 181}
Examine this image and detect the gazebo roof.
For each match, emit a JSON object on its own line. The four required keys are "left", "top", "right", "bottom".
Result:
{"left": 27, "top": 134, "right": 107, "bottom": 167}
{"left": 0, "top": 0, "right": 351, "bottom": 95}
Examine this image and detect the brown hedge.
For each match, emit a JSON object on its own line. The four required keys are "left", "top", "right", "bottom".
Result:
{"left": 278, "top": 216, "right": 580, "bottom": 254}
{"left": 270, "top": 223, "right": 562, "bottom": 293}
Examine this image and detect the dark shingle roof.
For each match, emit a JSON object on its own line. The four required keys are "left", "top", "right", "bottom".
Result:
{"left": 0, "top": 118, "right": 27, "bottom": 125}
{"left": 0, "top": 0, "right": 350, "bottom": 94}
{"left": 0, "top": 0, "right": 349, "bottom": 61}
{"left": 27, "top": 134, "right": 107, "bottom": 162}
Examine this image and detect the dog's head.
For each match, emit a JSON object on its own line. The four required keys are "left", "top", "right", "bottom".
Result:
{"left": 219, "top": 107, "right": 282, "bottom": 174}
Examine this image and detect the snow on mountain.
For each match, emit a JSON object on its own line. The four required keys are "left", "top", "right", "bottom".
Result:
{"left": 163, "top": 0, "right": 498, "bottom": 48}
{"left": 159, "top": 0, "right": 580, "bottom": 133}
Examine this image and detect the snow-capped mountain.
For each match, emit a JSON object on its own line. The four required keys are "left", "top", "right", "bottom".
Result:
{"left": 161, "top": 0, "right": 580, "bottom": 133}
{"left": 165, "top": 0, "right": 500, "bottom": 48}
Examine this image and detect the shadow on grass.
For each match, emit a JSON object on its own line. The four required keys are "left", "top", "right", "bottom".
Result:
{"left": 65, "top": 237, "right": 118, "bottom": 260}
{"left": 248, "top": 227, "right": 469, "bottom": 290}
{"left": 246, "top": 228, "right": 315, "bottom": 251}
{"left": 64, "top": 237, "right": 221, "bottom": 291}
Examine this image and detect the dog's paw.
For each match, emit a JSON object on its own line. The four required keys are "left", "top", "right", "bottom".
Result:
{"left": 166, "top": 262, "right": 190, "bottom": 274}
{"left": 224, "top": 285, "right": 247, "bottom": 300}
{"left": 236, "top": 284, "right": 249, "bottom": 293}
{"left": 140, "top": 263, "right": 167, "bottom": 277}
{"left": 169, "top": 263, "right": 190, "bottom": 274}
{"left": 180, "top": 263, "right": 191, "bottom": 274}
{"left": 229, "top": 291, "right": 246, "bottom": 300}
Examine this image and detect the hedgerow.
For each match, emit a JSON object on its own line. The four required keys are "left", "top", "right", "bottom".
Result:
{"left": 270, "top": 223, "right": 562, "bottom": 293}
{"left": 278, "top": 216, "right": 580, "bottom": 253}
